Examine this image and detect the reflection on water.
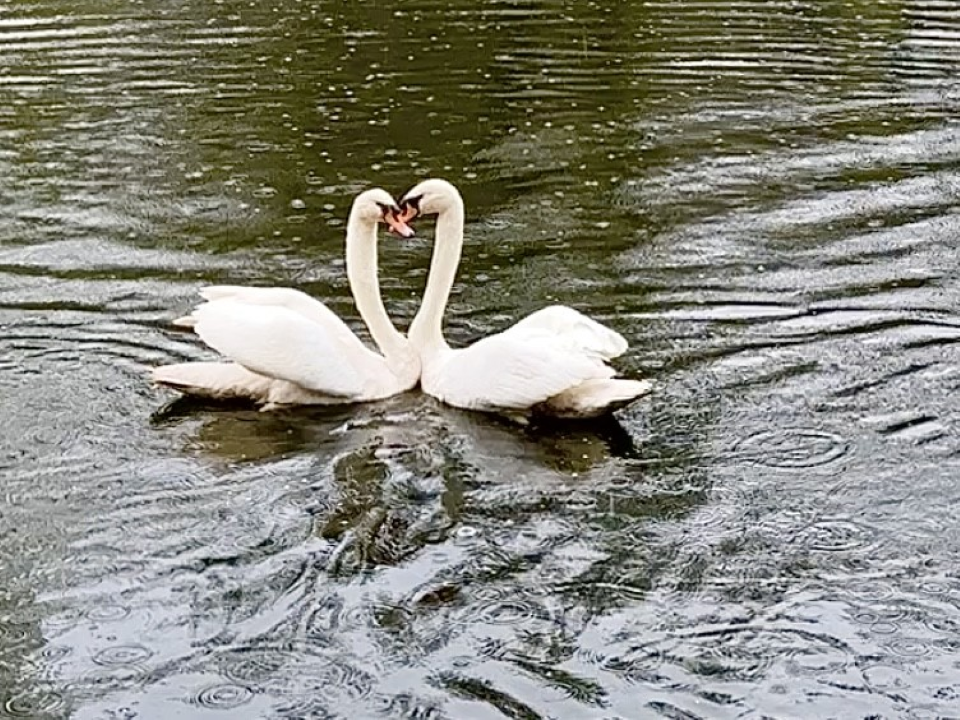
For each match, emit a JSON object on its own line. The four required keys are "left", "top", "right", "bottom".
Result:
{"left": 2, "top": 0, "right": 960, "bottom": 717}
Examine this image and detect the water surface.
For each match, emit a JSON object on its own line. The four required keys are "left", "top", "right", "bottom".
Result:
{"left": 2, "top": 0, "right": 960, "bottom": 717}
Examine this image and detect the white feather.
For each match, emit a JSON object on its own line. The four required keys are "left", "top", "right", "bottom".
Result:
{"left": 426, "top": 329, "right": 614, "bottom": 412}
{"left": 150, "top": 362, "right": 348, "bottom": 406}
{"left": 151, "top": 188, "right": 420, "bottom": 408}
{"left": 504, "top": 305, "right": 628, "bottom": 359}
{"left": 188, "top": 299, "right": 378, "bottom": 397}
{"left": 404, "top": 178, "right": 653, "bottom": 420}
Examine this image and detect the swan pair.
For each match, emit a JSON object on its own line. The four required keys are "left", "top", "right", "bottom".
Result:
{"left": 152, "top": 179, "right": 652, "bottom": 421}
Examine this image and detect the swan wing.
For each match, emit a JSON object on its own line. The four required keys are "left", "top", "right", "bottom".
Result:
{"left": 179, "top": 286, "right": 358, "bottom": 345}
{"left": 436, "top": 329, "right": 614, "bottom": 411}
{"left": 190, "top": 299, "right": 378, "bottom": 397}
{"left": 503, "top": 305, "right": 628, "bottom": 359}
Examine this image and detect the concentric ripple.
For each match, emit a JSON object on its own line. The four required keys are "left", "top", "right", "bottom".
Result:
{"left": 193, "top": 683, "right": 255, "bottom": 710}
{"left": 796, "top": 519, "right": 876, "bottom": 552}
{"left": 92, "top": 644, "right": 153, "bottom": 667}
{"left": 1, "top": 690, "right": 65, "bottom": 718}
{"left": 731, "top": 429, "right": 851, "bottom": 469}
{"left": 220, "top": 647, "right": 293, "bottom": 686}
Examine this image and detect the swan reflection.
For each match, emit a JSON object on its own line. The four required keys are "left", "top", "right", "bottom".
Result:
{"left": 150, "top": 391, "right": 640, "bottom": 476}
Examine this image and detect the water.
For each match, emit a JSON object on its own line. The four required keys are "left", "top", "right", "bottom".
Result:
{"left": 1, "top": 0, "right": 959, "bottom": 717}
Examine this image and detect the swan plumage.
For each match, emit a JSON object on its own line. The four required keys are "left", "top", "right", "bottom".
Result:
{"left": 397, "top": 178, "right": 652, "bottom": 421}
{"left": 151, "top": 188, "right": 419, "bottom": 409}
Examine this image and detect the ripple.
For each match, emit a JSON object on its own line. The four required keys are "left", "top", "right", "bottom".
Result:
{"left": 732, "top": 428, "right": 850, "bottom": 469}
{"left": 0, "top": 623, "right": 31, "bottom": 646}
{"left": 844, "top": 580, "right": 897, "bottom": 602}
{"left": 39, "top": 645, "right": 72, "bottom": 662}
{"left": 270, "top": 695, "right": 334, "bottom": 720}
{"left": 219, "top": 647, "right": 293, "bottom": 685}
{"left": 919, "top": 613, "right": 960, "bottom": 638}
{"left": 269, "top": 661, "right": 376, "bottom": 704}
{"left": 321, "top": 662, "right": 378, "bottom": 700}
{"left": 86, "top": 603, "right": 132, "bottom": 622}
{"left": 883, "top": 637, "right": 934, "bottom": 659}
{"left": 754, "top": 506, "right": 822, "bottom": 541}
{"left": 477, "top": 600, "right": 540, "bottom": 626}
{"left": 861, "top": 662, "right": 912, "bottom": 695}
{"left": 299, "top": 594, "right": 372, "bottom": 638}
{"left": 868, "top": 621, "right": 901, "bottom": 635}
{"left": 796, "top": 519, "right": 875, "bottom": 552}
{"left": 374, "top": 692, "right": 446, "bottom": 719}
{"left": 580, "top": 649, "right": 669, "bottom": 685}
{"left": 849, "top": 602, "right": 907, "bottom": 626}
{"left": 627, "top": 625, "right": 857, "bottom": 687}
{"left": 455, "top": 586, "right": 548, "bottom": 630}
{"left": 74, "top": 665, "right": 149, "bottom": 699}
{"left": 2, "top": 690, "right": 64, "bottom": 717}
{"left": 916, "top": 579, "right": 955, "bottom": 597}
{"left": 42, "top": 605, "right": 86, "bottom": 630}
{"left": 469, "top": 586, "right": 515, "bottom": 604}
{"left": 678, "top": 641, "right": 774, "bottom": 682}
{"left": 92, "top": 644, "right": 153, "bottom": 666}
{"left": 193, "top": 683, "right": 254, "bottom": 710}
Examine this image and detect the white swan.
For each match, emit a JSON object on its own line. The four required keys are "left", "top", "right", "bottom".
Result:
{"left": 151, "top": 188, "right": 419, "bottom": 410}
{"left": 397, "top": 178, "right": 652, "bottom": 422}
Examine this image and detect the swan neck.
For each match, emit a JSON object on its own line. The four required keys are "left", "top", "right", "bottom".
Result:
{"left": 345, "top": 210, "right": 407, "bottom": 362}
{"left": 410, "top": 200, "right": 464, "bottom": 354}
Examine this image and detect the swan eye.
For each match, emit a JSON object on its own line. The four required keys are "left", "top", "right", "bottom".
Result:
{"left": 398, "top": 194, "right": 422, "bottom": 222}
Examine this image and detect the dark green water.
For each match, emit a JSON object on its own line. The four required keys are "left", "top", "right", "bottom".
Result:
{"left": 2, "top": 0, "right": 959, "bottom": 717}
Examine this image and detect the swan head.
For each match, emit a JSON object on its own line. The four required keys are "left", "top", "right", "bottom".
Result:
{"left": 397, "top": 178, "right": 462, "bottom": 221}
{"left": 353, "top": 188, "right": 415, "bottom": 238}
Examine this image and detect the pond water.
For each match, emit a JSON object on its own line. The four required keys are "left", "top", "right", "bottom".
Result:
{"left": 2, "top": 0, "right": 959, "bottom": 717}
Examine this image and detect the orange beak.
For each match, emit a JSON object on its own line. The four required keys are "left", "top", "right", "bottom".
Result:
{"left": 396, "top": 202, "right": 418, "bottom": 224}
{"left": 384, "top": 208, "right": 416, "bottom": 238}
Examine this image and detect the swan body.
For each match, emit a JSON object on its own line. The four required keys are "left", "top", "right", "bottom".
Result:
{"left": 151, "top": 189, "right": 419, "bottom": 410}
{"left": 398, "top": 178, "right": 652, "bottom": 422}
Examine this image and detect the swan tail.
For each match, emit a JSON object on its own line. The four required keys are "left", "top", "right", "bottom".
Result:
{"left": 150, "top": 362, "right": 274, "bottom": 402}
{"left": 539, "top": 378, "right": 653, "bottom": 419}
{"left": 168, "top": 285, "right": 255, "bottom": 329}
{"left": 172, "top": 315, "right": 198, "bottom": 328}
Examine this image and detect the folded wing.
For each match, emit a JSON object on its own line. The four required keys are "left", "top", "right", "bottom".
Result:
{"left": 187, "top": 295, "right": 381, "bottom": 398}
{"left": 438, "top": 328, "right": 615, "bottom": 411}
{"left": 503, "top": 305, "right": 628, "bottom": 360}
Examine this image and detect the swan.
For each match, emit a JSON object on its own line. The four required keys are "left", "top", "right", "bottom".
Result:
{"left": 396, "top": 178, "right": 652, "bottom": 422}
{"left": 151, "top": 188, "right": 420, "bottom": 410}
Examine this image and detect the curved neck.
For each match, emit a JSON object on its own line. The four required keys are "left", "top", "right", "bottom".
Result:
{"left": 345, "top": 211, "right": 407, "bottom": 362}
{"left": 409, "top": 197, "right": 464, "bottom": 355}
